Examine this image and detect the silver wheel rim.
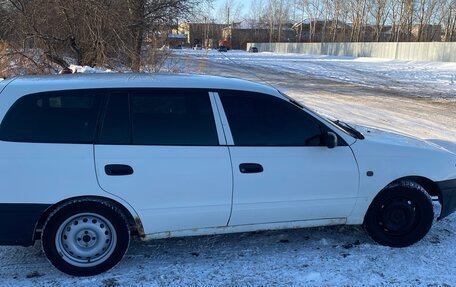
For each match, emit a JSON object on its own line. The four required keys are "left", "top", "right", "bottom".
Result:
{"left": 55, "top": 213, "right": 117, "bottom": 267}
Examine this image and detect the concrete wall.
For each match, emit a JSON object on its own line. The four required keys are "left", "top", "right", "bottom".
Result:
{"left": 246, "top": 42, "right": 456, "bottom": 62}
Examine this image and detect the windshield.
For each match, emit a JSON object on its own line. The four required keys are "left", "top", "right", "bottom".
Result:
{"left": 278, "top": 90, "right": 363, "bottom": 139}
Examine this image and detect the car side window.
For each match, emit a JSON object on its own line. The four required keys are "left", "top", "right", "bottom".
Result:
{"left": 0, "top": 90, "right": 101, "bottom": 144}
{"left": 98, "top": 92, "right": 130, "bottom": 145}
{"left": 99, "top": 89, "right": 219, "bottom": 146}
{"left": 219, "top": 91, "right": 322, "bottom": 146}
{"left": 131, "top": 90, "right": 218, "bottom": 145}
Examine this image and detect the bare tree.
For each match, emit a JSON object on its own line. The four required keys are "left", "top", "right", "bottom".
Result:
{"left": 443, "top": 0, "right": 456, "bottom": 41}
{"left": 218, "top": 0, "right": 244, "bottom": 25}
{"left": 369, "top": 0, "right": 390, "bottom": 41}
{"left": 126, "top": 0, "right": 199, "bottom": 71}
{"left": 1, "top": 0, "right": 202, "bottom": 74}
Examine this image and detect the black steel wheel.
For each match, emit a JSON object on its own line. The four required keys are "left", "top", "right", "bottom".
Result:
{"left": 364, "top": 181, "right": 434, "bottom": 247}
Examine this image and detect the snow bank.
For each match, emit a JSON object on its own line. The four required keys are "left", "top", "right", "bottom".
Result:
{"left": 68, "top": 65, "right": 113, "bottom": 74}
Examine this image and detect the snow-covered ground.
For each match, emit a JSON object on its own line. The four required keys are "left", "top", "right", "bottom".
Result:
{"left": 2, "top": 214, "right": 456, "bottom": 287}
{"left": 173, "top": 50, "right": 456, "bottom": 143}
{"left": 1, "top": 50, "right": 456, "bottom": 286}
{"left": 174, "top": 49, "right": 456, "bottom": 101}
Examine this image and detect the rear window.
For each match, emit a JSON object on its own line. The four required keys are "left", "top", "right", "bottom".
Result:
{"left": 0, "top": 91, "right": 101, "bottom": 144}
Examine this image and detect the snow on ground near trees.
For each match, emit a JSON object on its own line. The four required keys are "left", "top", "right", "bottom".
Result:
{"left": 68, "top": 65, "right": 114, "bottom": 74}
{"left": 1, "top": 50, "right": 456, "bottom": 286}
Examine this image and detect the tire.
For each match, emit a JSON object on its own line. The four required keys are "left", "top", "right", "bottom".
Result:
{"left": 364, "top": 181, "right": 434, "bottom": 247}
{"left": 42, "top": 200, "right": 130, "bottom": 276}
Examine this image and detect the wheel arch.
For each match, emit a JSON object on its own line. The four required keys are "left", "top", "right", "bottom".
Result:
{"left": 34, "top": 196, "right": 145, "bottom": 240}
{"left": 362, "top": 175, "right": 440, "bottom": 224}
{"left": 385, "top": 176, "right": 440, "bottom": 197}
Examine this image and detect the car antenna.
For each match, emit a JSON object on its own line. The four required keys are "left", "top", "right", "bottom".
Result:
{"left": 216, "top": 49, "right": 278, "bottom": 90}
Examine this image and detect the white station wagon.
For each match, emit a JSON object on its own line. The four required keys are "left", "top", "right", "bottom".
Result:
{"left": 0, "top": 74, "right": 455, "bottom": 276}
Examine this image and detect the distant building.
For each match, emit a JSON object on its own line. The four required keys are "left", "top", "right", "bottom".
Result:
{"left": 178, "top": 23, "right": 225, "bottom": 49}
{"left": 291, "top": 19, "right": 403, "bottom": 42}
{"left": 358, "top": 25, "right": 393, "bottom": 42}
{"left": 411, "top": 24, "right": 442, "bottom": 42}
{"left": 223, "top": 21, "right": 296, "bottom": 49}
{"left": 292, "top": 19, "right": 352, "bottom": 42}
{"left": 222, "top": 26, "right": 269, "bottom": 50}
{"left": 166, "top": 34, "right": 186, "bottom": 49}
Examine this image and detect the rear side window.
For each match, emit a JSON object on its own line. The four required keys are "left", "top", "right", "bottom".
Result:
{"left": 99, "top": 92, "right": 130, "bottom": 145}
{"left": 219, "top": 91, "right": 322, "bottom": 146}
{"left": 0, "top": 91, "right": 101, "bottom": 143}
{"left": 99, "top": 89, "right": 218, "bottom": 146}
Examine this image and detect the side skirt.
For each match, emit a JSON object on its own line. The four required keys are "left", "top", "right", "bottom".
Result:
{"left": 142, "top": 218, "right": 347, "bottom": 240}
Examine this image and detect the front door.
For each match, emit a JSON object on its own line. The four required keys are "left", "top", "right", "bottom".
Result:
{"left": 95, "top": 89, "right": 232, "bottom": 234}
{"left": 215, "top": 91, "right": 359, "bottom": 225}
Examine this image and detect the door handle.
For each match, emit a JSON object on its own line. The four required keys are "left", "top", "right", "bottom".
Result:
{"left": 239, "top": 163, "right": 263, "bottom": 174}
{"left": 105, "top": 164, "right": 134, "bottom": 176}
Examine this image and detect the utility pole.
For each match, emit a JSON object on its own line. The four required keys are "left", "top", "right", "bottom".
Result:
{"left": 278, "top": 0, "right": 283, "bottom": 42}
{"left": 227, "top": 6, "right": 231, "bottom": 48}
{"left": 227, "top": 6, "right": 230, "bottom": 26}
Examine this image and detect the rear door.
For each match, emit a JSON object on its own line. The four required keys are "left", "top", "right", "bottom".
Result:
{"left": 94, "top": 89, "right": 233, "bottom": 234}
{"left": 0, "top": 89, "right": 104, "bottom": 203}
{"left": 215, "top": 91, "right": 359, "bottom": 226}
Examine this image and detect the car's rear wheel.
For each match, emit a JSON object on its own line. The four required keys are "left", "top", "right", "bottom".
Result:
{"left": 42, "top": 200, "right": 130, "bottom": 276}
{"left": 364, "top": 181, "right": 434, "bottom": 247}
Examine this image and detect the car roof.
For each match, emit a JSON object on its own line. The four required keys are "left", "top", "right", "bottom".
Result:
{"left": 6, "top": 73, "right": 280, "bottom": 96}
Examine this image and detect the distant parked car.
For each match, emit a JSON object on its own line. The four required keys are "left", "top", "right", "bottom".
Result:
{"left": 193, "top": 44, "right": 202, "bottom": 50}
{"left": 249, "top": 46, "right": 258, "bottom": 53}
{"left": 218, "top": 45, "right": 228, "bottom": 52}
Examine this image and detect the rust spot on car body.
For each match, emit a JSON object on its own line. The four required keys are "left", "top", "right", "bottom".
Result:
{"left": 134, "top": 217, "right": 146, "bottom": 239}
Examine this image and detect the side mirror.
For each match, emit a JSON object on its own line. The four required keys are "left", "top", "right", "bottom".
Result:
{"left": 326, "top": 132, "right": 338, "bottom": 149}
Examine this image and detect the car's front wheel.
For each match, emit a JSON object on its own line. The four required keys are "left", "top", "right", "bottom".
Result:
{"left": 42, "top": 200, "right": 130, "bottom": 276}
{"left": 364, "top": 180, "right": 434, "bottom": 247}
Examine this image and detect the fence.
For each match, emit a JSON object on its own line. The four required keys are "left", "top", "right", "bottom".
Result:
{"left": 246, "top": 42, "right": 456, "bottom": 62}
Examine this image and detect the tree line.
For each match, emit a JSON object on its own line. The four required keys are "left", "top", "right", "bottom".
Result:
{"left": 1, "top": 0, "right": 456, "bottom": 75}
{"left": 218, "top": 0, "right": 456, "bottom": 42}
{"left": 0, "top": 0, "right": 203, "bottom": 74}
